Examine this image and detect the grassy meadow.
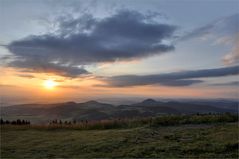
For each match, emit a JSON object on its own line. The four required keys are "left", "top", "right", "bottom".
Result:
{"left": 1, "top": 114, "right": 238, "bottom": 158}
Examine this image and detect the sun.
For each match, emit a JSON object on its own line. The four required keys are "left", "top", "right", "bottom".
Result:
{"left": 43, "top": 79, "right": 57, "bottom": 89}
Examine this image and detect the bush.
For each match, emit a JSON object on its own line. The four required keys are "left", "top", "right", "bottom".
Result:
{"left": 150, "top": 113, "right": 238, "bottom": 127}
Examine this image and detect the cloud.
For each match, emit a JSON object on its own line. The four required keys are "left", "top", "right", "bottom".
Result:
{"left": 0, "top": 84, "right": 18, "bottom": 88}
{"left": 180, "top": 13, "right": 239, "bottom": 66}
{"left": 211, "top": 81, "right": 239, "bottom": 86}
{"left": 5, "top": 10, "right": 177, "bottom": 77}
{"left": 16, "top": 74, "right": 35, "bottom": 79}
{"left": 181, "top": 14, "right": 239, "bottom": 41}
{"left": 223, "top": 42, "right": 239, "bottom": 65}
{"left": 102, "top": 65, "right": 239, "bottom": 87}
{"left": 158, "top": 79, "right": 203, "bottom": 86}
{"left": 58, "top": 85, "right": 81, "bottom": 89}
{"left": 9, "top": 60, "right": 89, "bottom": 78}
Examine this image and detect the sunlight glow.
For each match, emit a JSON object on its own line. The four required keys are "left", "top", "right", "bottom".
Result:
{"left": 43, "top": 79, "right": 57, "bottom": 89}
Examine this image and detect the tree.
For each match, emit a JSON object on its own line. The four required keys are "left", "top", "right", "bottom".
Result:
{"left": 0, "top": 118, "right": 4, "bottom": 125}
{"left": 16, "top": 119, "right": 22, "bottom": 125}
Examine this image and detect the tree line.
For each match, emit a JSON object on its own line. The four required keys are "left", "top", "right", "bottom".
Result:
{"left": 0, "top": 118, "right": 89, "bottom": 126}
{"left": 0, "top": 118, "right": 30, "bottom": 125}
{"left": 49, "top": 119, "right": 88, "bottom": 125}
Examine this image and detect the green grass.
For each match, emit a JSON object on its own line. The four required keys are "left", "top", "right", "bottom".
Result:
{"left": 1, "top": 122, "right": 238, "bottom": 158}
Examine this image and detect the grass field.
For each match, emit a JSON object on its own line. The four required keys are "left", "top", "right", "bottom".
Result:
{"left": 1, "top": 122, "right": 238, "bottom": 158}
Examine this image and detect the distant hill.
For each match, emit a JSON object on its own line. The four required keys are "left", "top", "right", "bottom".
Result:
{"left": 0, "top": 99, "right": 237, "bottom": 124}
{"left": 185, "top": 99, "right": 238, "bottom": 111}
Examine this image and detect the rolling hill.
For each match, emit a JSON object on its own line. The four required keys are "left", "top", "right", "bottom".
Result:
{"left": 0, "top": 99, "right": 237, "bottom": 124}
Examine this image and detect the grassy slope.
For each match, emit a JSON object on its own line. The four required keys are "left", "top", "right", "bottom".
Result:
{"left": 1, "top": 123, "right": 238, "bottom": 158}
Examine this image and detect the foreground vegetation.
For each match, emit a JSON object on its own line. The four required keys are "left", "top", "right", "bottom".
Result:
{"left": 1, "top": 113, "right": 237, "bottom": 130}
{"left": 1, "top": 114, "right": 238, "bottom": 158}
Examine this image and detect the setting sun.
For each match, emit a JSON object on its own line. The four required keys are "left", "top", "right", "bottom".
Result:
{"left": 43, "top": 79, "right": 57, "bottom": 89}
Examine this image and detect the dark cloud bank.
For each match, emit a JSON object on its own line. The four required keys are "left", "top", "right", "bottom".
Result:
{"left": 6, "top": 10, "right": 176, "bottom": 77}
{"left": 102, "top": 65, "right": 239, "bottom": 87}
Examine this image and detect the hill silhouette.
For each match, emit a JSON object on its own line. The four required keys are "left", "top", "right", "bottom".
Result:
{"left": 1, "top": 99, "right": 237, "bottom": 124}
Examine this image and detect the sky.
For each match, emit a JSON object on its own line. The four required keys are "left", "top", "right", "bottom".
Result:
{"left": 0, "top": 0, "right": 238, "bottom": 105}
